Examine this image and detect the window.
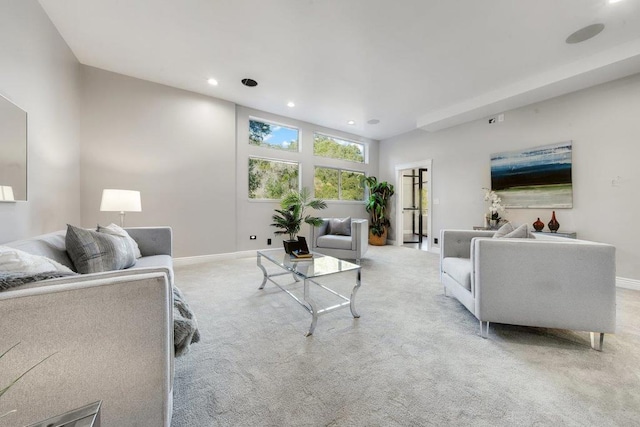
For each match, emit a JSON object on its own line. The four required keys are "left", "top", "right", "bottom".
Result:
{"left": 314, "top": 167, "right": 365, "bottom": 201}
{"left": 249, "top": 158, "right": 299, "bottom": 199}
{"left": 313, "top": 133, "right": 364, "bottom": 163}
{"left": 249, "top": 119, "right": 299, "bottom": 152}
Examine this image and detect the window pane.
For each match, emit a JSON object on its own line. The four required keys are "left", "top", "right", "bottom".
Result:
{"left": 249, "top": 119, "right": 299, "bottom": 152}
{"left": 249, "top": 158, "right": 299, "bottom": 199}
{"left": 314, "top": 167, "right": 339, "bottom": 200}
{"left": 340, "top": 170, "right": 365, "bottom": 201}
{"left": 313, "top": 134, "right": 364, "bottom": 163}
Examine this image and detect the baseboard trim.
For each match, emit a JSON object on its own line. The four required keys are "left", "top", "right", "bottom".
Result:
{"left": 174, "top": 250, "right": 256, "bottom": 267}
{"left": 617, "top": 276, "right": 640, "bottom": 291}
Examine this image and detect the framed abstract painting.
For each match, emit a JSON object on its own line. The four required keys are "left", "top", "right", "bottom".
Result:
{"left": 490, "top": 141, "right": 573, "bottom": 208}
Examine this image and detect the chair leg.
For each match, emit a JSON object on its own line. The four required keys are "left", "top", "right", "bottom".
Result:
{"left": 479, "top": 320, "right": 490, "bottom": 338}
{"left": 590, "top": 332, "right": 604, "bottom": 351}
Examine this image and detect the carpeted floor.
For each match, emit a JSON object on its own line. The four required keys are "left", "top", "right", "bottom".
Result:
{"left": 171, "top": 245, "right": 640, "bottom": 426}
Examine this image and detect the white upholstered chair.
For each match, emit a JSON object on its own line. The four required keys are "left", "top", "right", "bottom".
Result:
{"left": 310, "top": 218, "right": 368, "bottom": 263}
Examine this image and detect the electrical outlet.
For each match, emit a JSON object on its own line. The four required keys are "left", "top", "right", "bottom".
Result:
{"left": 250, "top": 235, "right": 257, "bottom": 240}
{"left": 267, "top": 238, "right": 272, "bottom": 245}
{"left": 434, "top": 237, "right": 439, "bottom": 245}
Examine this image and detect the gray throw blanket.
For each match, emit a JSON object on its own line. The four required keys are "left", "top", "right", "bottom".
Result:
{"left": 0, "top": 271, "right": 78, "bottom": 291}
{"left": 173, "top": 285, "right": 201, "bottom": 357}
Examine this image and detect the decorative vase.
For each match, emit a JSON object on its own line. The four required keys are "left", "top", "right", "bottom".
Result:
{"left": 548, "top": 211, "right": 560, "bottom": 233}
{"left": 533, "top": 217, "right": 544, "bottom": 232}
{"left": 489, "top": 219, "right": 499, "bottom": 229}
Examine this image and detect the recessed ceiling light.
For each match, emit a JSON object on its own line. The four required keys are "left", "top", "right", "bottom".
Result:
{"left": 287, "top": 101, "right": 295, "bottom": 107}
{"left": 367, "top": 119, "right": 380, "bottom": 125}
{"left": 347, "top": 120, "right": 355, "bottom": 125}
{"left": 207, "top": 78, "right": 218, "bottom": 86}
{"left": 566, "top": 23, "right": 605, "bottom": 44}
{"left": 241, "top": 78, "right": 258, "bottom": 87}
{"left": 609, "top": 0, "right": 623, "bottom": 3}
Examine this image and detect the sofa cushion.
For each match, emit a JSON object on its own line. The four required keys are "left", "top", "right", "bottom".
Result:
{"left": 97, "top": 223, "right": 143, "bottom": 258}
{"left": 317, "top": 234, "right": 352, "bottom": 250}
{"left": 492, "top": 222, "right": 515, "bottom": 238}
{"left": 66, "top": 224, "right": 136, "bottom": 274}
{"left": 328, "top": 217, "right": 351, "bottom": 236}
{"left": 442, "top": 257, "right": 472, "bottom": 291}
{"left": 502, "top": 223, "right": 533, "bottom": 239}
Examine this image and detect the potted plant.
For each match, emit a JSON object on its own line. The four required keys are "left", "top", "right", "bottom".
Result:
{"left": 483, "top": 188, "right": 506, "bottom": 229}
{"left": 271, "top": 187, "right": 327, "bottom": 253}
{"left": 362, "top": 176, "right": 395, "bottom": 246}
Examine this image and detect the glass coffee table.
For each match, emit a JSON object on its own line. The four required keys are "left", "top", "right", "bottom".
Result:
{"left": 257, "top": 249, "right": 362, "bottom": 336}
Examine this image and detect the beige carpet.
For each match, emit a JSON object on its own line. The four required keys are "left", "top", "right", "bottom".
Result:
{"left": 171, "top": 245, "right": 640, "bottom": 426}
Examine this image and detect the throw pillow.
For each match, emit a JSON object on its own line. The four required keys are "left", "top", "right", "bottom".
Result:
{"left": 66, "top": 224, "right": 136, "bottom": 274}
{"left": 97, "top": 223, "right": 142, "bottom": 258}
{"left": 492, "top": 222, "right": 514, "bottom": 238}
{"left": 502, "top": 223, "right": 533, "bottom": 239}
{"left": 0, "top": 246, "right": 74, "bottom": 274}
{"left": 328, "top": 217, "right": 351, "bottom": 236}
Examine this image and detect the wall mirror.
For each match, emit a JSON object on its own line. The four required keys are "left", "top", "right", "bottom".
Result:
{"left": 0, "top": 92, "right": 27, "bottom": 202}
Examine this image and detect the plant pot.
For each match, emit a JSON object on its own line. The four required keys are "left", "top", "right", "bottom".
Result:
{"left": 282, "top": 239, "right": 300, "bottom": 254}
{"left": 369, "top": 228, "right": 388, "bottom": 246}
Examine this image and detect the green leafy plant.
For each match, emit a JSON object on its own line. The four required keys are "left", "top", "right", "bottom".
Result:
{"left": 362, "top": 176, "right": 395, "bottom": 237}
{"left": 271, "top": 187, "right": 327, "bottom": 241}
{"left": 1, "top": 343, "right": 56, "bottom": 419}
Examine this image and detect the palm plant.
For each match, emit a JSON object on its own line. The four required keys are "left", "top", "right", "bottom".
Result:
{"left": 362, "top": 176, "right": 395, "bottom": 238}
{"left": 271, "top": 187, "right": 327, "bottom": 241}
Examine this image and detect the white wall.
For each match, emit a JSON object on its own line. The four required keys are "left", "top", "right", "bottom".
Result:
{"left": 0, "top": 0, "right": 81, "bottom": 242}
{"left": 236, "top": 106, "right": 378, "bottom": 252}
{"left": 80, "top": 67, "right": 237, "bottom": 257}
{"left": 380, "top": 73, "right": 640, "bottom": 280}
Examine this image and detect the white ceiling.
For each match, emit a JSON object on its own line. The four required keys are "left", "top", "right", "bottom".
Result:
{"left": 38, "top": 0, "right": 640, "bottom": 140}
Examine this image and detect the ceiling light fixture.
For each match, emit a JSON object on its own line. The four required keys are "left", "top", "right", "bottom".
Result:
{"left": 241, "top": 78, "right": 258, "bottom": 87}
{"left": 347, "top": 120, "right": 355, "bottom": 125}
{"left": 367, "top": 119, "right": 380, "bottom": 125}
{"left": 565, "top": 23, "right": 605, "bottom": 44}
{"left": 609, "top": 0, "right": 623, "bottom": 3}
{"left": 287, "top": 101, "right": 295, "bottom": 107}
{"left": 207, "top": 78, "right": 218, "bottom": 86}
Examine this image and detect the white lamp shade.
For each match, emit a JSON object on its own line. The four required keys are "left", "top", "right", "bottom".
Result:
{"left": 0, "top": 185, "right": 15, "bottom": 201}
{"left": 100, "top": 189, "right": 142, "bottom": 212}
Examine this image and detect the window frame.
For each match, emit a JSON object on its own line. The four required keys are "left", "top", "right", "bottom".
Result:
{"left": 312, "top": 132, "right": 366, "bottom": 164}
{"left": 314, "top": 165, "right": 366, "bottom": 202}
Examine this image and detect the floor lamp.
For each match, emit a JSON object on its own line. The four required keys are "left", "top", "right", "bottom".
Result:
{"left": 100, "top": 189, "right": 142, "bottom": 227}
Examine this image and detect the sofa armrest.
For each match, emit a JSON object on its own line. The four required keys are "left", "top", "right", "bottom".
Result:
{"left": 125, "top": 227, "right": 173, "bottom": 257}
{"left": 440, "top": 229, "right": 495, "bottom": 259}
{"left": 311, "top": 220, "right": 330, "bottom": 249}
{"left": 472, "top": 238, "right": 616, "bottom": 333}
{"left": 351, "top": 219, "right": 368, "bottom": 252}
{"left": 0, "top": 272, "right": 173, "bottom": 426}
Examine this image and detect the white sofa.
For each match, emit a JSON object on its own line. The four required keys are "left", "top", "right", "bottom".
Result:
{"left": 440, "top": 229, "right": 616, "bottom": 350}
{"left": 310, "top": 218, "right": 368, "bottom": 263}
{"left": 0, "top": 227, "right": 174, "bottom": 426}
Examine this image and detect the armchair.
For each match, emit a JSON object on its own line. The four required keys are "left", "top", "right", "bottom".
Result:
{"left": 440, "top": 229, "right": 616, "bottom": 350}
{"left": 310, "top": 218, "right": 368, "bottom": 263}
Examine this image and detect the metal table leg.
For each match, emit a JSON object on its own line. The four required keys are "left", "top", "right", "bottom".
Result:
{"left": 304, "top": 278, "right": 319, "bottom": 336}
{"left": 350, "top": 269, "right": 361, "bottom": 318}
{"left": 257, "top": 253, "right": 268, "bottom": 289}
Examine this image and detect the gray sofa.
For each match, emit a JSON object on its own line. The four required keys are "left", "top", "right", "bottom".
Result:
{"left": 440, "top": 229, "right": 616, "bottom": 350}
{"left": 0, "top": 227, "right": 174, "bottom": 426}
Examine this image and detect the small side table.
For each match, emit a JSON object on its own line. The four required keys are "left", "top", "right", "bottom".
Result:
{"left": 26, "top": 401, "right": 101, "bottom": 427}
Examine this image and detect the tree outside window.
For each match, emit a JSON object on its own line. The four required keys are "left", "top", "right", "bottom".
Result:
{"left": 313, "top": 134, "right": 364, "bottom": 163}
{"left": 249, "top": 158, "right": 299, "bottom": 199}
{"left": 314, "top": 167, "right": 364, "bottom": 201}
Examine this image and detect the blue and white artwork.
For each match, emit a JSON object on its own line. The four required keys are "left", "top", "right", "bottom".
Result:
{"left": 490, "top": 141, "right": 573, "bottom": 208}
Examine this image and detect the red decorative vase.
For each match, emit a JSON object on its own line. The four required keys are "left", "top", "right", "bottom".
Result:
{"left": 533, "top": 217, "right": 544, "bottom": 232}
{"left": 548, "top": 211, "right": 560, "bottom": 232}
